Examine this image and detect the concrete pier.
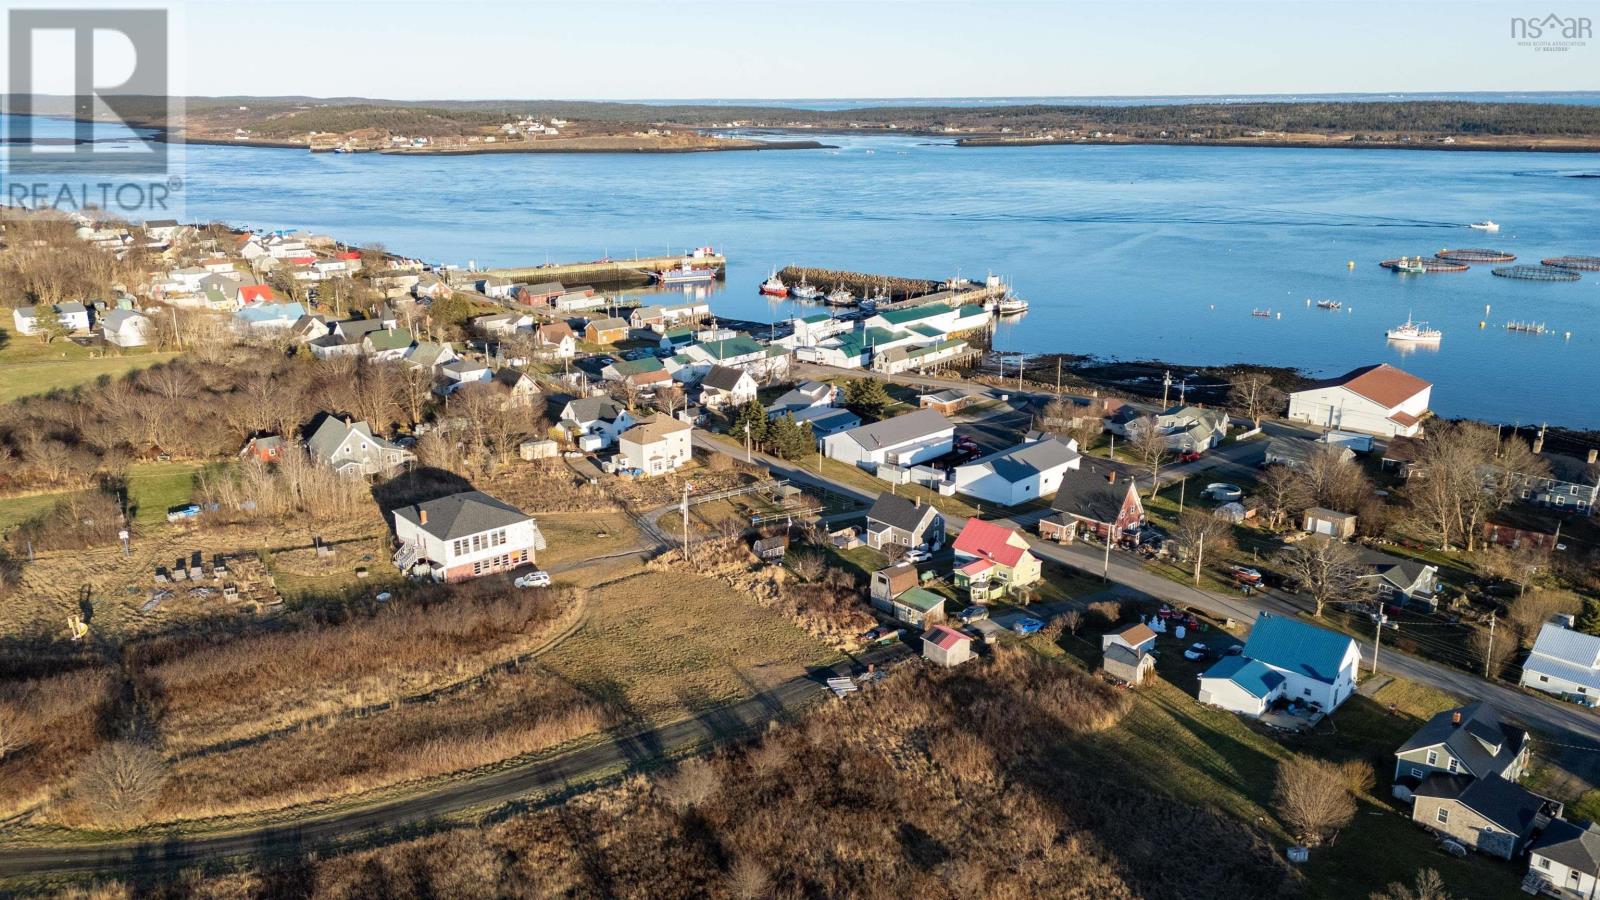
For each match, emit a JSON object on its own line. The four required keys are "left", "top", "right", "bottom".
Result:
{"left": 476, "top": 253, "right": 727, "bottom": 288}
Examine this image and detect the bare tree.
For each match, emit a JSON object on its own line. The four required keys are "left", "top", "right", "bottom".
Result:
{"left": 1174, "top": 510, "right": 1235, "bottom": 587}
{"left": 1060, "top": 609, "right": 1084, "bottom": 637}
{"left": 1508, "top": 588, "right": 1577, "bottom": 649}
{"left": 1402, "top": 422, "right": 1502, "bottom": 552}
{"left": 727, "top": 857, "right": 771, "bottom": 900}
{"left": 1230, "top": 373, "right": 1282, "bottom": 427}
{"left": 656, "top": 758, "right": 721, "bottom": 812}
{"left": 74, "top": 741, "right": 170, "bottom": 826}
{"left": 1373, "top": 869, "right": 1455, "bottom": 900}
{"left": 1130, "top": 415, "right": 1169, "bottom": 497}
{"left": 1274, "top": 755, "right": 1356, "bottom": 846}
{"left": 1278, "top": 537, "right": 1371, "bottom": 618}
{"left": 1088, "top": 601, "right": 1122, "bottom": 627}
{"left": 1258, "top": 464, "right": 1312, "bottom": 530}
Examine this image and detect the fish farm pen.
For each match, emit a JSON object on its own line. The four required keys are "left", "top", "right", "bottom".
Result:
{"left": 1436, "top": 248, "right": 1517, "bottom": 263}
{"left": 1542, "top": 256, "right": 1600, "bottom": 271}
{"left": 1492, "top": 265, "right": 1583, "bottom": 282}
{"left": 1380, "top": 257, "right": 1469, "bottom": 273}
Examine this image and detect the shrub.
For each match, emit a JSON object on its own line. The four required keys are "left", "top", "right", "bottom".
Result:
{"left": 73, "top": 741, "right": 169, "bottom": 827}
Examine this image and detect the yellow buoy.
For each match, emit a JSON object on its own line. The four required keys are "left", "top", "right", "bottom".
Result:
{"left": 1479, "top": 321, "right": 1486, "bottom": 329}
{"left": 1347, "top": 260, "right": 1355, "bottom": 269}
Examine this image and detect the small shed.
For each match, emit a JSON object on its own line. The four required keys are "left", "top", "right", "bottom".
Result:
{"left": 923, "top": 625, "right": 973, "bottom": 667}
{"left": 753, "top": 530, "right": 791, "bottom": 561}
{"left": 870, "top": 563, "right": 920, "bottom": 607}
{"left": 1102, "top": 644, "right": 1154, "bottom": 686}
{"left": 519, "top": 438, "right": 559, "bottom": 461}
{"left": 1303, "top": 507, "right": 1357, "bottom": 540}
{"left": 888, "top": 587, "right": 947, "bottom": 628}
{"left": 1102, "top": 622, "right": 1158, "bottom": 656}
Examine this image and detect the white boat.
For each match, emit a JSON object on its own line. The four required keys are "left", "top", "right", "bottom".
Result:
{"left": 789, "top": 277, "right": 822, "bottom": 301}
{"left": 1469, "top": 220, "right": 1500, "bottom": 232}
{"left": 992, "top": 293, "right": 1029, "bottom": 314}
{"left": 824, "top": 286, "right": 856, "bottom": 306}
{"left": 1386, "top": 314, "right": 1442, "bottom": 343}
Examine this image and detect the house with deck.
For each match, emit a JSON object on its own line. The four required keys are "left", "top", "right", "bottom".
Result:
{"left": 1411, "top": 773, "right": 1559, "bottom": 860}
{"left": 951, "top": 519, "right": 1041, "bottom": 601}
{"left": 393, "top": 490, "right": 546, "bottom": 582}
{"left": 1198, "top": 614, "right": 1360, "bottom": 718}
{"left": 1529, "top": 819, "right": 1600, "bottom": 899}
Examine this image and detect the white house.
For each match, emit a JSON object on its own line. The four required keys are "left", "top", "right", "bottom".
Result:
{"left": 1287, "top": 363, "right": 1432, "bottom": 438}
{"left": 13, "top": 302, "right": 91, "bottom": 335}
{"left": 1198, "top": 614, "right": 1361, "bottom": 717}
{"left": 392, "top": 490, "right": 546, "bottom": 582}
{"left": 1520, "top": 618, "right": 1600, "bottom": 706}
{"left": 952, "top": 436, "right": 1080, "bottom": 507}
{"left": 100, "top": 309, "right": 156, "bottom": 347}
{"left": 559, "top": 397, "right": 635, "bottom": 450}
{"left": 766, "top": 380, "right": 836, "bottom": 419}
{"left": 822, "top": 409, "right": 954, "bottom": 470}
{"left": 616, "top": 416, "right": 693, "bottom": 476}
{"left": 699, "top": 365, "right": 758, "bottom": 411}
{"left": 1530, "top": 819, "right": 1600, "bottom": 900}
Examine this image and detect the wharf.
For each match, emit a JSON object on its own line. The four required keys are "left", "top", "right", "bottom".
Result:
{"left": 777, "top": 265, "right": 1014, "bottom": 310}
{"left": 476, "top": 253, "right": 728, "bottom": 288}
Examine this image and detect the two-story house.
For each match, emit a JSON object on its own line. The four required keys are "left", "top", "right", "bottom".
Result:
{"left": 616, "top": 416, "right": 693, "bottom": 476}
{"left": 1199, "top": 613, "right": 1361, "bottom": 717}
{"left": 1394, "top": 702, "right": 1530, "bottom": 790}
{"left": 393, "top": 491, "right": 546, "bottom": 582}
{"left": 950, "top": 519, "right": 1042, "bottom": 602}
{"left": 558, "top": 397, "right": 634, "bottom": 451}
{"left": 307, "top": 417, "right": 414, "bottom": 477}
{"left": 864, "top": 492, "right": 944, "bottom": 553}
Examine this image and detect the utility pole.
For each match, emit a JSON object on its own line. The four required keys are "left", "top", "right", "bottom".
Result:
{"left": 681, "top": 482, "right": 691, "bottom": 561}
{"left": 744, "top": 422, "right": 752, "bottom": 463}
{"left": 1484, "top": 614, "right": 1496, "bottom": 679}
{"left": 1371, "top": 611, "right": 1386, "bottom": 676}
{"left": 1162, "top": 370, "right": 1172, "bottom": 407}
{"left": 1102, "top": 529, "right": 1112, "bottom": 582}
{"left": 1177, "top": 476, "right": 1187, "bottom": 517}
{"left": 1055, "top": 357, "right": 1062, "bottom": 399}
{"left": 1016, "top": 353, "right": 1023, "bottom": 391}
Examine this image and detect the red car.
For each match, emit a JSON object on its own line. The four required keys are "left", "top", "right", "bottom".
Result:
{"left": 1178, "top": 450, "right": 1203, "bottom": 463}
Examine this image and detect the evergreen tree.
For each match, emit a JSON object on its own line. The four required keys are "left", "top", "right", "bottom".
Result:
{"left": 730, "top": 400, "right": 769, "bottom": 449}
{"left": 843, "top": 378, "right": 891, "bottom": 420}
{"left": 769, "top": 414, "right": 813, "bottom": 461}
{"left": 1576, "top": 598, "right": 1600, "bottom": 637}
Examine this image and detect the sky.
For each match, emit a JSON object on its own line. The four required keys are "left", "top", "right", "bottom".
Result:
{"left": 9, "top": 0, "right": 1600, "bottom": 100}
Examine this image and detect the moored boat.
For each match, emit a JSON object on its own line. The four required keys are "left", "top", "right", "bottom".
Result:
{"left": 1386, "top": 314, "right": 1442, "bottom": 343}
{"left": 1315, "top": 299, "right": 1341, "bottom": 310}
{"left": 824, "top": 286, "right": 856, "bottom": 306}
{"left": 1251, "top": 309, "right": 1273, "bottom": 318}
{"left": 654, "top": 258, "right": 717, "bottom": 285}
{"left": 759, "top": 269, "right": 787, "bottom": 297}
{"left": 1469, "top": 220, "right": 1500, "bottom": 232}
{"left": 790, "top": 277, "right": 822, "bottom": 301}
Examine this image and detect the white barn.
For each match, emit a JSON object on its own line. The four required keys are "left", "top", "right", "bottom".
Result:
{"left": 1287, "top": 363, "right": 1432, "bottom": 438}
{"left": 822, "top": 409, "right": 954, "bottom": 470}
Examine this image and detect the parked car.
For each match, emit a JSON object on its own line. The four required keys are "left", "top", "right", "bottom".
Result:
{"left": 1178, "top": 450, "right": 1203, "bottom": 463}
{"left": 903, "top": 549, "right": 932, "bottom": 564}
{"left": 860, "top": 625, "right": 902, "bottom": 646}
{"left": 1229, "top": 565, "right": 1263, "bottom": 585}
{"left": 1183, "top": 642, "right": 1210, "bottom": 660}
{"left": 1012, "top": 616, "right": 1044, "bottom": 635}
{"left": 514, "top": 570, "right": 551, "bottom": 589}
{"left": 958, "top": 605, "right": 989, "bottom": 624}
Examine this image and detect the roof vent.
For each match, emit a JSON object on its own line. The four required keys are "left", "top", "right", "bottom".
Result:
{"left": 1451, "top": 710, "right": 1462, "bottom": 727}
{"left": 419, "top": 508, "right": 428, "bottom": 525}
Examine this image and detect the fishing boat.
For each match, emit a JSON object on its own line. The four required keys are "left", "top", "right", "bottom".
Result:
{"left": 759, "top": 269, "right": 788, "bottom": 297}
{"left": 1386, "top": 315, "right": 1442, "bottom": 343}
{"left": 1469, "top": 220, "right": 1500, "bottom": 232}
{"left": 860, "top": 287, "right": 888, "bottom": 311}
{"left": 824, "top": 285, "right": 856, "bottom": 307}
{"left": 1394, "top": 257, "right": 1428, "bottom": 274}
{"left": 992, "top": 293, "right": 1029, "bottom": 314}
{"left": 1251, "top": 309, "right": 1273, "bottom": 318}
{"left": 1315, "top": 300, "right": 1342, "bottom": 310}
{"left": 789, "top": 277, "right": 822, "bottom": 301}
{"left": 653, "top": 258, "right": 717, "bottom": 285}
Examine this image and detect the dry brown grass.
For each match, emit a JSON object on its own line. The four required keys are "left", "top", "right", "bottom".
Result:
{"left": 145, "top": 584, "right": 578, "bottom": 755}
{"left": 61, "top": 648, "right": 1295, "bottom": 900}
{"left": 0, "top": 667, "right": 115, "bottom": 819}
{"left": 142, "top": 664, "right": 610, "bottom": 822}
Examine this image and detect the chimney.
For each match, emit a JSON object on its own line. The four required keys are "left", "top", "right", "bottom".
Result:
{"left": 1451, "top": 710, "right": 1462, "bottom": 727}
{"left": 1533, "top": 424, "right": 1546, "bottom": 455}
{"left": 419, "top": 508, "right": 428, "bottom": 526}
{"left": 1107, "top": 470, "right": 1116, "bottom": 484}
{"left": 1589, "top": 448, "right": 1598, "bottom": 466}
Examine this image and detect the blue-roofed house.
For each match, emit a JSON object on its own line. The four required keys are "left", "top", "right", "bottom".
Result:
{"left": 235, "top": 302, "right": 307, "bottom": 331}
{"left": 1198, "top": 614, "right": 1361, "bottom": 717}
{"left": 1198, "top": 656, "right": 1287, "bottom": 717}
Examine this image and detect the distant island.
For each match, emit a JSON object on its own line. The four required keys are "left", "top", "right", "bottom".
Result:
{"left": 12, "top": 95, "right": 1600, "bottom": 153}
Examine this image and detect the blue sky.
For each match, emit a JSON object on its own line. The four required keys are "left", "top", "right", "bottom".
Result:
{"left": 175, "top": 0, "right": 1596, "bottom": 99}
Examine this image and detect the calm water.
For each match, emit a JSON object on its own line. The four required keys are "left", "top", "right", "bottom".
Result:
{"left": 6, "top": 115, "right": 1600, "bottom": 427}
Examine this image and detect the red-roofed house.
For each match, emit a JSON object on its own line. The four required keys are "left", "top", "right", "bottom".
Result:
{"left": 238, "top": 284, "right": 278, "bottom": 306}
{"left": 1288, "top": 363, "right": 1432, "bottom": 438}
{"left": 922, "top": 625, "right": 973, "bottom": 667}
{"left": 951, "top": 519, "right": 1041, "bottom": 601}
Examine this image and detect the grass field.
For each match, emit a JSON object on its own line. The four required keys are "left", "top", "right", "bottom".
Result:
{"left": 0, "top": 460, "right": 205, "bottom": 536}
{"left": 1029, "top": 628, "right": 1526, "bottom": 899}
{"left": 0, "top": 332, "right": 178, "bottom": 403}
{"left": 540, "top": 569, "right": 837, "bottom": 726}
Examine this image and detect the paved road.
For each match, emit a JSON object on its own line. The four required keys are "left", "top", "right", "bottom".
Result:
{"left": 0, "top": 642, "right": 911, "bottom": 876}
{"left": 688, "top": 432, "right": 1600, "bottom": 753}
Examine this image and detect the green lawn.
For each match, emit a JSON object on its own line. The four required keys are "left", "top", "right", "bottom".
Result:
{"left": 1028, "top": 630, "right": 1525, "bottom": 899}
{"left": 0, "top": 492, "right": 77, "bottom": 532}
{"left": 124, "top": 461, "right": 207, "bottom": 525}
{"left": 0, "top": 332, "right": 178, "bottom": 403}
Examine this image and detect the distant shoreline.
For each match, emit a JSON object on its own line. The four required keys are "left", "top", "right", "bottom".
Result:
{"left": 954, "top": 135, "right": 1600, "bottom": 154}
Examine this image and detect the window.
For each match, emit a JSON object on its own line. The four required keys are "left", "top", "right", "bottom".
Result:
{"left": 1436, "top": 808, "right": 1450, "bottom": 825}
{"left": 1538, "top": 858, "right": 1550, "bottom": 870}
{"left": 453, "top": 539, "right": 466, "bottom": 556}
{"left": 1303, "top": 688, "right": 1312, "bottom": 697}
{"left": 1540, "top": 675, "right": 1550, "bottom": 683}
{"left": 1410, "top": 767, "right": 1424, "bottom": 779}
{"left": 1426, "top": 750, "right": 1438, "bottom": 766}
{"left": 1447, "top": 758, "right": 1459, "bottom": 774}
{"left": 1581, "top": 687, "right": 1589, "bottom": 695}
